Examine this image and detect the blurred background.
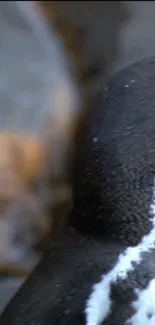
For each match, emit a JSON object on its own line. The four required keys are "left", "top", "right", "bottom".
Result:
{"left": 0, "top": 0, "right": 155, "bottom": 314}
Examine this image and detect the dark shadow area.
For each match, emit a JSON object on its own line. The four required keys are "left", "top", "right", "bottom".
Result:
{"left": 70, "top": 1, "right": 131, "bottom": 180}
{"left": 44, "top": 1, "right": 130, "bottom": 96}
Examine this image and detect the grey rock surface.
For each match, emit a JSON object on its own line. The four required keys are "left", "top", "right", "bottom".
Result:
{"left": 0, "top": 1, "right": 79, "bottom": 135}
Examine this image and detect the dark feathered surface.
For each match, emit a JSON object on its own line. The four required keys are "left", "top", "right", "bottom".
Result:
{"left": 1, "top": 58, "right": 155, "bottom": 325}
{"left": 72, "top": 57, "right": 155, "bottom": 245}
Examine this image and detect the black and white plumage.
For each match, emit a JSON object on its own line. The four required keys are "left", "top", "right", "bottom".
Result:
{"left": 1, "top": 58, "right": 155, "bottom": 324}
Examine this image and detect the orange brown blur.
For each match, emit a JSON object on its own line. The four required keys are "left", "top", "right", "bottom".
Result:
{"left": 0, "top": 133, "right": 44, "bottom": 203}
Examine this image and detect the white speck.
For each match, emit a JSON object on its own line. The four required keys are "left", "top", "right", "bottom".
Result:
{"left": 65, "top": 309, "right": 70, "bottom": 315}
{"left": 93, "top": 137, "right": 98, "bottom": 143}
{"left": 124, "top": 84, "right": 129, "bottom": 88}
{"left": 131, "top": 80, "right": 135, "bottom": 83}
{"left": 85, "top": 179, "right": 155, "bottom": 325}
{"left": 127, "top": 279, "right": 155, "bottom": 325}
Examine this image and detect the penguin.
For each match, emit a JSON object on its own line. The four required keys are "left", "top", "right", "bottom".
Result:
{"left": 1, "top": 57, "right": 155, "bottom": 325}
{"left": 0, "top": 1, "right": 81, "bottom": 275}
